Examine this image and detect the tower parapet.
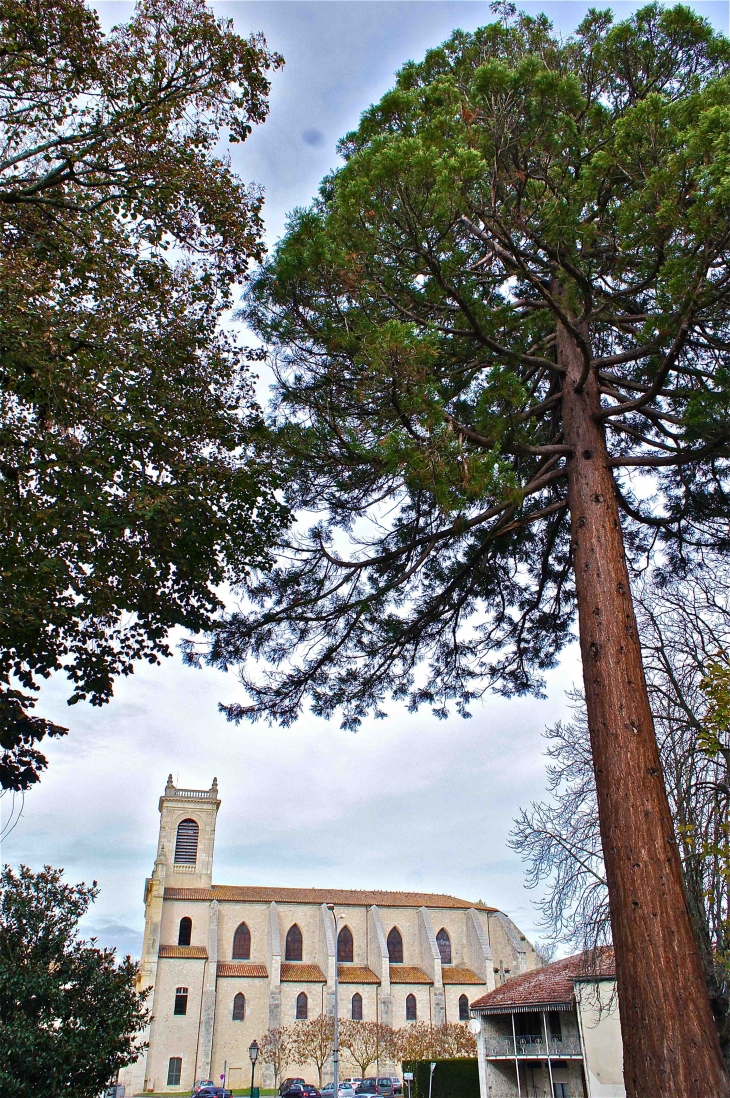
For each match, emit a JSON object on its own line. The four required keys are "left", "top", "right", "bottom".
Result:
{"left": 156, "top": 774, "right": 220, "bottom": 889}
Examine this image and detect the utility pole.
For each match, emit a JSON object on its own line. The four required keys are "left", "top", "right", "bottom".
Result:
{"left": 327, "top": 905, "right": 340, "bottom": 1098}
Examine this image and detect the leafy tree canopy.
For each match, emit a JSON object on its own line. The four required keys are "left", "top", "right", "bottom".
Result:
{"left": 0, "top": 864, "right": 149, "bottom": 1098}
{"left": 195, "top": 3, "right": 730, "bottom": 730}
{"left": 0, "top": 0, "right": 286, "bottom": 789}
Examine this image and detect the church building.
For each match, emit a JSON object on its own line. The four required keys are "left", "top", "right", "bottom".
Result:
{"left": 121, "top": 777, "right": 541, "bottom": 1094}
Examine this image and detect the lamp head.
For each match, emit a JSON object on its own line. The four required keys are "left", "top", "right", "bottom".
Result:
{"left": 249, "top": 1039, "right": 259, "bottom": 1064}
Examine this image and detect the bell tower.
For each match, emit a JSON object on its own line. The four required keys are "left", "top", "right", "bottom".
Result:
{"left": 156, "top": 774, "right": 220, "bottom": 889}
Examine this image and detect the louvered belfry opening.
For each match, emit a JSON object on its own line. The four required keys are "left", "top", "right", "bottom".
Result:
{"left": 174, "top": 818, "right": 199, "bottom": 864}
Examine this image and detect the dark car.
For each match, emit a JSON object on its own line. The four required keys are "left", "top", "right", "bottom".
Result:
{"left": 280, "top": 1079, "right": 306, "bottom": 1097}
{"left": 302, "top": 1087, "right": 320, "bottom": 1097}
{"left": 355, "top": 1082, "right": 378, "bottom": 1096}
{"left": 196, "top": 1088, "right": 232, "bottom": 1098}
{"left": 376, "top": 1079, "right": 395, "bottom": 1096}
{"left": 192, "top": 1083, "right": 215, "bottom": 1096}
{"left": 281, "top": 1088, "right": 306, "bottom": 1098}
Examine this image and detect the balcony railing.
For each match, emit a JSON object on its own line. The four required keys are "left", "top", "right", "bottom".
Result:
{"left": 483, "top": 1034, "right": 583, "bottom": 1058}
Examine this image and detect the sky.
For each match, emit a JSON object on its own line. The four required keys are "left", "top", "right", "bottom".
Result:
{"left": 2, "top": 0, "right": 728, "bottom": 960}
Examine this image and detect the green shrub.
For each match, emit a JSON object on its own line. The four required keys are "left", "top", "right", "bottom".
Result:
{"left": 402, "top": 1059, "right": 479, "bottom": 1098}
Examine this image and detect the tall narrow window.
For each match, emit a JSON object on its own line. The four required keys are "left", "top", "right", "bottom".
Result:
{"left": 232, "top": 992, "right": 246, "bottom": 1021}
{"left": 167, "top": 1057, "right": 182, "bottom": 1086}
{"left": 174, "top": 818, "right": 199, "bottom": 864}
{"left": 286, "top": 924, "right": 303, "bottom": 961}
{"left": 436, "top": 928, "right": 451, "bottom": 965}
{"left": 178, "top": 917, "right": 192, "bottom": 947}
{"left": 232, "top": 922, "right": 251, "bottom": 960}
{"left": 387, "top": 927, "right": 403, "bottom": 964}
{"left": 338, "top": 925, "right": 354, "bottom": 962}
{"left": 174, "top": 987, "right": 188, "bottom": 1016}
{"left": 459, "top": 994, "right": 469, "bottom": 1021}
{"left": 351, "top": 992, "right": 363, "bottom": 1020}
{"left": 296, "top": 991, "right": 308, "bottom": 1019}
{"left": 405, "top": 993, "right": 417, "bottom": 1021}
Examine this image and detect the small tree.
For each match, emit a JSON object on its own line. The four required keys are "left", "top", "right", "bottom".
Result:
{"left": 290, "top": 1014, "right": 334, "bottom": 1087}
{"left": 260, "top": 1027, "right": 292, "bottom": 1090}
{"left": 339, "top": 1021, "right": 394, "bottom": 1078}
{"left": 0, "top": 864, "right": 149, "bottom": 1098}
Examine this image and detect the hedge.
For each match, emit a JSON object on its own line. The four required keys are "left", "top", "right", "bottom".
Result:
{"left": 402, "top": 1059, "right": 479, "bottom": 1098}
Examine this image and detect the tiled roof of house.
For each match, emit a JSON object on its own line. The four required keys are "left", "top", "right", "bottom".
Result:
{"left": 217, "top": 963, "right": 268, "bottom": 978}
{"left": 470, "top": 950, "right": 616, "bottom": 1013}
{"left": 441, "top": 966, "right": 484, "bottom": 985}
{"left": 163, "top": 885, "right": 495, "bottom": 911}
{"left": 338, "top": 966, "right": 381, "bottom": 984}
{"left": 389, "top": 965, "right": 433, "bottom": 985}
{"left": 159, "top": 944, "right": 208, "bottom": 959}
{"left": 281, "top": 963, "right": 326, "bottom": 982}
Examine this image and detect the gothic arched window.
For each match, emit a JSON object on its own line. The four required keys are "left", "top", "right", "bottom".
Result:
{"left": 232, "top": 992, "right": 246, "bottom": 1021}
{"left": 296, "top": 991, "right": 308, "bottom": 1019}
{"left": 174, "top": 818, "right": 199, "bottom": 864}
{"left": 459, "top": 994, "right": 469, "bottom": 1021}
{"left": 387, "top": 926, "right": 403, "bottom": 964}
{"left": 178, "top": 917, "right": 192, "bottom": 947}
{"left": 232, "top": 922, "right": 251, "bottom": 960}
{"left": 351, "top": 992, "right": 363, "bottom": 1020}
{"left": 286, "top": 924, "right": 303, "bottom": 961}
{"left": 406, "top": 993, "right": 417, "bottom": 1021}
{"left": 338, "top": 925, "right": 354, "bottom": 962}
{"left": 436, "top": 928, "right": 452, "bottom": 965}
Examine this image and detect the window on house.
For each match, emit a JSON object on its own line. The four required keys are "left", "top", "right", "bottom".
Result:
{"left": 405, "top": 994, "right": 417, "bottom": 1021}
{"left": 548, "top": 1011, "right": 563, "bottom": 1039}
{"left": 514, "top": 1012, "right": 541, "bottom": 1038}
{"left": 233, "top": 922, "right": 251, "bottom": 960}
{"left": 232, "top": 992, "right": 246, "bottom": 1021}
{"left": 173, "top": 987, "right": 188, "bottom": 1016}
{"left": 296, "top": 991, "right": 308, "bottom": 1019}
{"left": 351, "top": 992, "right": 363, "bottom": 1020}
{"left": 338, "top": 925, "right": 354, "bottom": 962}
{"left": 174, "top": 818, "right": 199, "bottom": 864}
{"left": 387, "top": 927, "right": 403, "bottom": 964}
{"left": 436, "top": 928, "right": 451, "bottom": 965}
{"left": 459, "top": 994, "right": 469, "bottom": 1021}
{"left": 286, "top": 924, "right": 303, "bottom": 961}
{"left": 178, "top": 917, "right": 192, "bottom": 947}
{"left": 167, "top": 1057, "right": 182, "bottom": 1086}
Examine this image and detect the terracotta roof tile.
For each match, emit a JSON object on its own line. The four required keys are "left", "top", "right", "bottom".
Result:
{"left": 441, "top": 967, "right": 484, "bottom": 985}
{"left": 281, "top": 963, "right": 326, "bottom": 982}
{"left": 470, "top": 949, "right": 615, "bottom": 1013}
{"left": 389, "top": 965, "right": 433, "bottom": 985}
{"left": 163, "top": 885, "right": 495, "bottom": 912}
{"left": 159, "top": 944, "right": 208, "bottom": 959}
{"left": 217, "top": 963, "right": 268, "bottom": 978}
{"left": 338, "top": 966, "right": 381, "bottom": 984}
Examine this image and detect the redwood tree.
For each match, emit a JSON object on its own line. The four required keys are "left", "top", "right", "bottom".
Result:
{"left": 195, "top": 6, "right": 730, "bottom": 1095}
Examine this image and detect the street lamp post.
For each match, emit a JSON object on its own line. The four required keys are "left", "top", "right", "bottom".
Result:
{"left": 327, "top": 905, "right": 340, "bottom": 1098}
{"left": 249, "top": 1039, "right": 260, "bottom": 1098}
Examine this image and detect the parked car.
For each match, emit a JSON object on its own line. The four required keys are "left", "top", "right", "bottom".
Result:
{"left": 342, "top": 1080, "right": 362, "bottom": 1092}
{"left": 389, "top": 1080, "right": 402, "bottom": 1095}
{"left": 280, "top": 1088, "right": 305, "bottom": 1098}
{"left": 355, "top": 1083, "right": 378, "bottom": 1096}
{"left": 192, "top": 1083, "right": 215, "bottom": 1096}
{"left": 280, "top": 1080, "right": 306, "bottom": 1096}
{"left": 196, "top": 1088, "right": 232, "bottom": 1098}
{"left": 377, "top": 1080, "right": 395, "bottom": 1096}
{"left": 302, "top": 1087, "right": 320, "bottom": 1097}
{"left": 321, "top": 1084, "right": 355, "bottom": 1097}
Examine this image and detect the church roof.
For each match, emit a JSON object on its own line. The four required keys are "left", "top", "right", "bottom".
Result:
{"left": 442, "top": 966, "right": 484, "bottom": 985}
{"left": 470, "top": 949, "right": 616, "bottom": 1013}
{"left": 164, "top": 884, "right": 496, "bottom": 911}
{"left": 159, "top": 944, "right": 208, "bottom": 959}
{"left": 217, "top": 963, "right": 268, "bottom": 978}
{"left": 281, "top": 963, "right": 327, "bottom": 982}
{"left": 389, "top": 965, "right": 433, "bottom": 984}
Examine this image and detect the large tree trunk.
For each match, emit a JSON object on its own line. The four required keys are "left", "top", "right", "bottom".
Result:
{"left": 558, "top": 317, "right": 728, "bottom": 1098}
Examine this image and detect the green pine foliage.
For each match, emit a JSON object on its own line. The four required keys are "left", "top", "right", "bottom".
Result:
{"left": 191, "top": 4, "right": 730, "bottom": 729}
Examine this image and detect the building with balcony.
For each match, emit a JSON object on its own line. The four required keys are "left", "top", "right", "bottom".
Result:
{"left": 470, "top": 950, "right": 625, "bottom": 1098}
{"left": 120, "top": 777, "right": 542, "bottom": 1094}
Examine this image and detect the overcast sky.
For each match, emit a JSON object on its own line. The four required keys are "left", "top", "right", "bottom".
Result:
{"left": 2, "top": 0, "right": 728, "bottom": 960}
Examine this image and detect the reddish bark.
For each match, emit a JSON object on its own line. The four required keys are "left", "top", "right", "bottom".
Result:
{"left": 557, "top": 316, "right": 728, "bottom": 1098}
